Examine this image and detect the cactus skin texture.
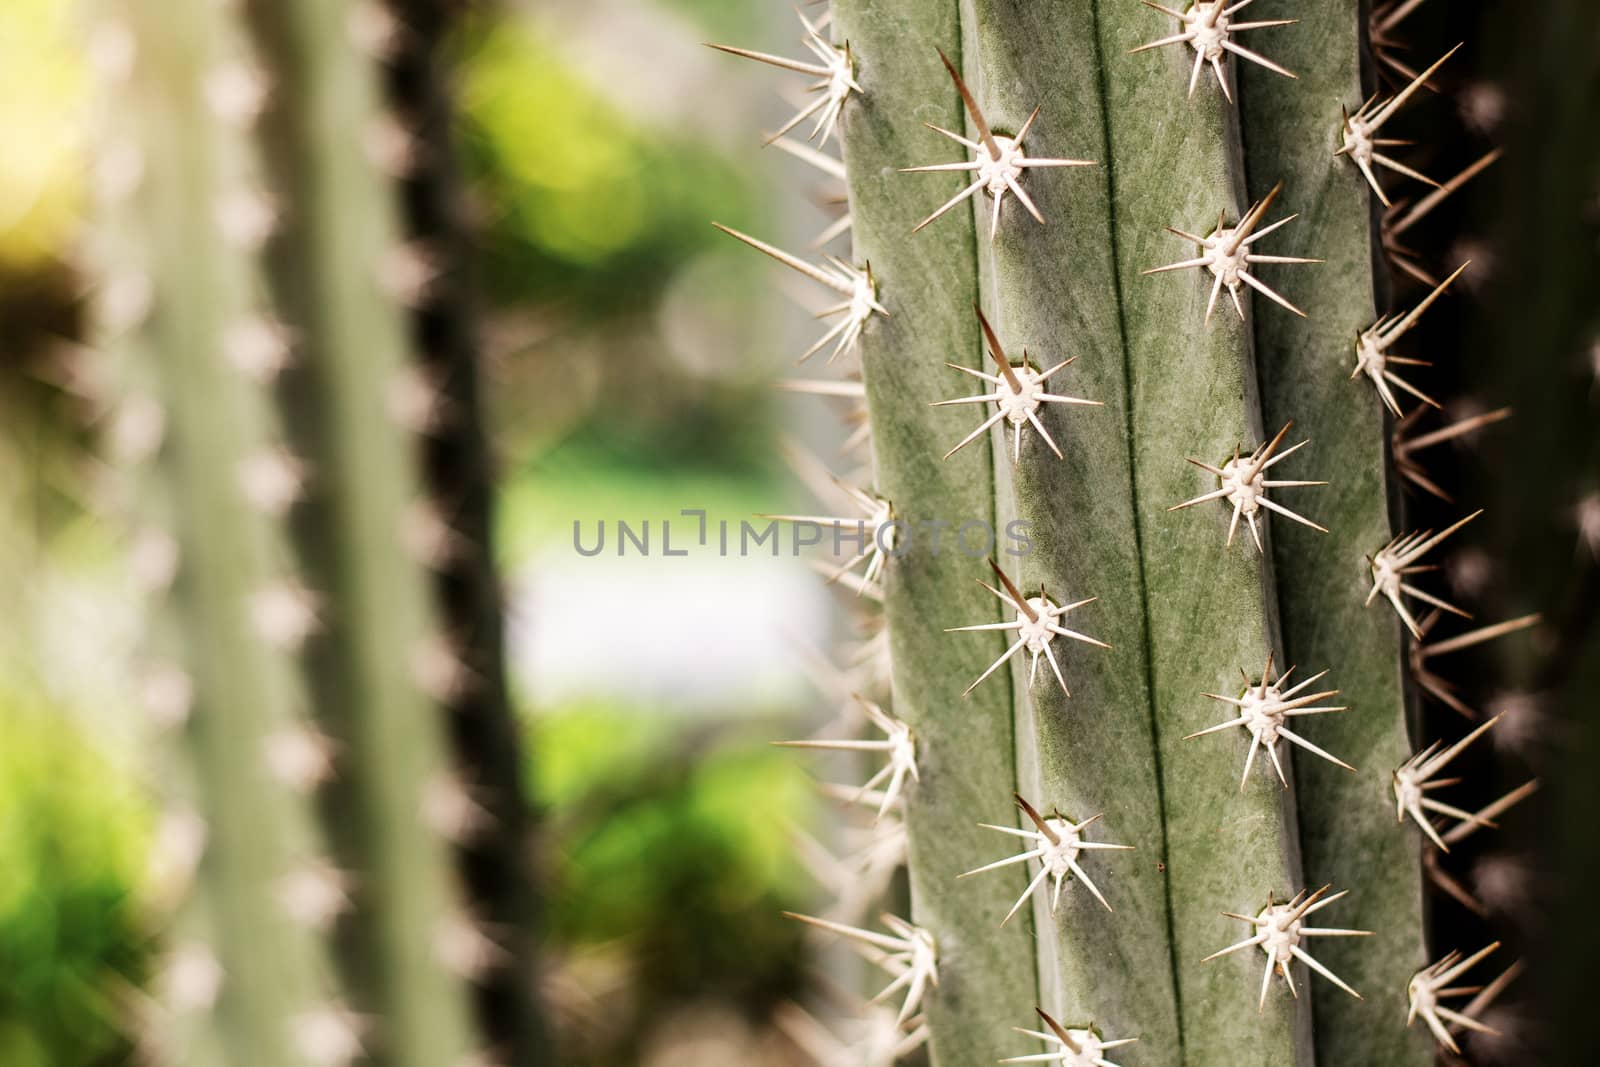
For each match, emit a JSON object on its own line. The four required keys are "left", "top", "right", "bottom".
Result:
{"left": 805, "top": 0, "right": 1437, "bottom": 1063}
{"left": 91, "top": 1, "right": 516, "bottom": 1063}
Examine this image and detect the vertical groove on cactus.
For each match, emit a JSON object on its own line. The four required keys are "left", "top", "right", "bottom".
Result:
{"left": 1085, "top": 2, "right": 1190, "bottom": 1053}
{"left": 1087, "top": 5, "right": 1311, "bottom": 1062}
{"left": 239, "top": 2, "right": 479, "bottom": 1062}
{"left": 91, "top": 4, "right": 346, "bottom": 1063}
{"left": 1239, "top": 3, "right": 1435, "bottom": 1063}
{"left": 377, "top": 2, "right": 550, "bottom": 1058}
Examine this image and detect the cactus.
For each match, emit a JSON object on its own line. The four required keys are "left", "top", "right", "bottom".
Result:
{"left": 714, "top": 1, "right": 1537, "bottom": 1063}
{"left": 89, "top": 1, "right": 536, "bottom": 1063}
{"left": 372, "top": 2, "right": 551, "bottom": 1059}
{"left": 90, "top": 3, "right": 360, "bottom": 1061}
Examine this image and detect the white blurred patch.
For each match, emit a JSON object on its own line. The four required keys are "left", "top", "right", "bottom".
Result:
{"left": 534, "top": 0, "right": 753, "bottom": 147}
{"left": 509, "top": 547, "right": 830, "bottom": 708}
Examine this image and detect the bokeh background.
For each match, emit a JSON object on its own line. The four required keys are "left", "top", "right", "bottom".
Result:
{"left": 0, "top": 1, "right": 853, "bottom": 1063}
{"left": 0, "top": 1, "right": 1594, "bottom": 1065}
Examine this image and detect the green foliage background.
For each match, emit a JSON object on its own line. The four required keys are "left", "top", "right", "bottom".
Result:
{"left": 0, "top": 699, "right": 145, "bottom": 1067}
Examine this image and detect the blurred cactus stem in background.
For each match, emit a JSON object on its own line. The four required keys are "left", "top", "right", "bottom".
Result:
{"left": 88, "top": 1, "right": 543, "bottom": 1064}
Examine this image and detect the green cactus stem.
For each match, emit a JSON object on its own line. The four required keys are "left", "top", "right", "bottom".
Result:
{"left": 93, "top": 0, "right": 494, "bottom": 1062}
{"left": 89, "top": 3, "right": 346, "bottom": 1063}
{"left": 723, "top": 0, "right": 1472, "bottom": 1062}
{"left": 240, "top": 2, "right": 481, "bottom": 1063}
